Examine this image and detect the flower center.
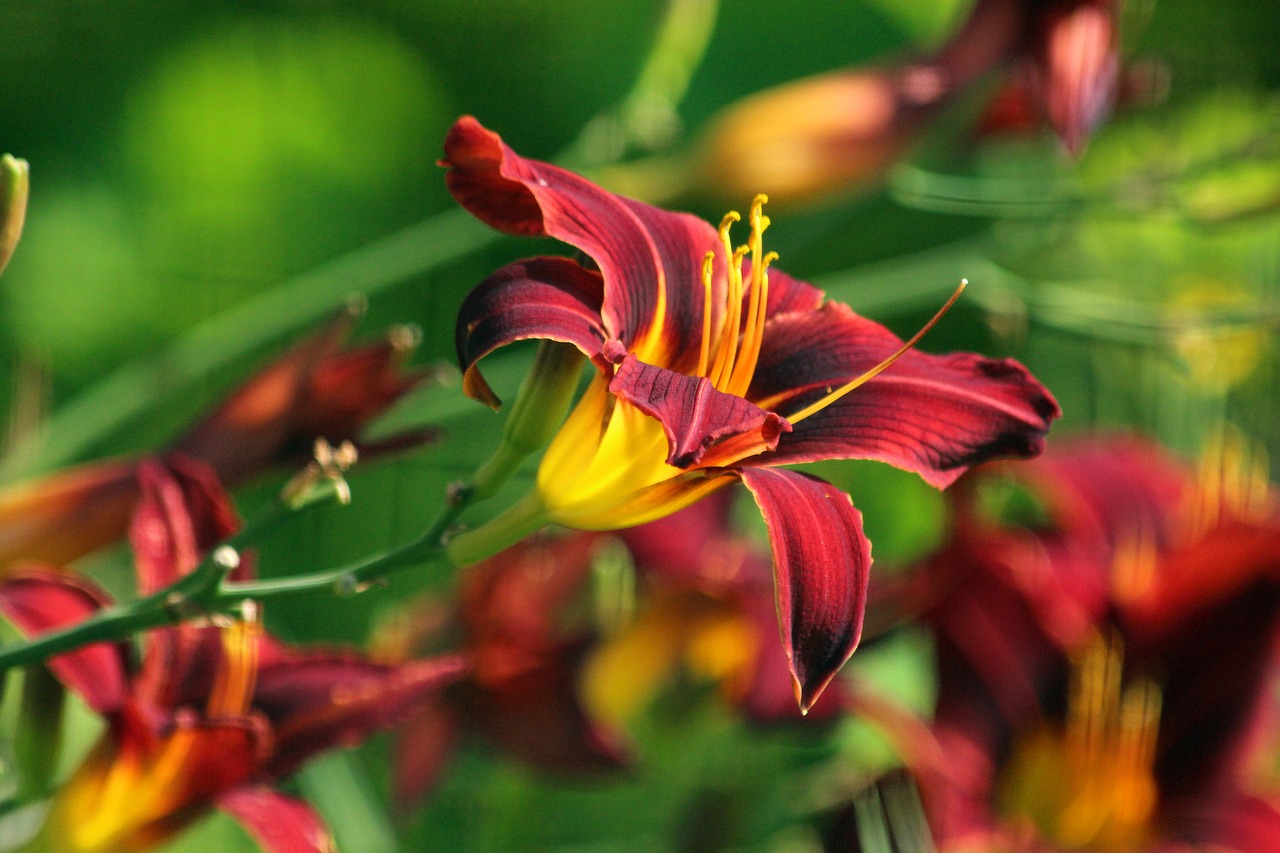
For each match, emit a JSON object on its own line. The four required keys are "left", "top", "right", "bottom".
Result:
{"left": 997, "top": 630, "right": 1162, "bottom": 852}
{"left": 698, "top": 194, "right": 778, "bottom": 398}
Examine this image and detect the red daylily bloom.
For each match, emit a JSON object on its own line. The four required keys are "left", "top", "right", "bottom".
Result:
{"left": 444, "top": 116, "right": 1059, "bottom": 711}
{"left": 0, "top": 458, "right": 465, "bottom": 853}
{"left": 904, "top": 436, "right": 1280, "bottom": 852}
{"left": 380, "top": 533, "right": 626, "bottom": 808}
{"left": 0, "top": 315, "right": 431, "bottom": 573}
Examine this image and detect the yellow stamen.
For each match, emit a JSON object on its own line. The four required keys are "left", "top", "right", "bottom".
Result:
{"left": 782, "top": 280, "right": 967, "bottom": 423}
{"left": 1110, "top": 524, "right": 1158, "bottom": 603}
{"left": 998, "top": 630, "right": 1162, "bottom": 851}
{"left": 1189, "top": 425, "right": 1273, "bottom": 538}
{"left": 207, "top": 608, "right": 261, "bottom": 718}
{"left": 727, "top": 194, "right": 775, "bottom": 396}
{"left": 696, "top": 251, "right": 716, "bottom": 376}
{"left": 709, "top": 233, "right": 747, "bottom": 387}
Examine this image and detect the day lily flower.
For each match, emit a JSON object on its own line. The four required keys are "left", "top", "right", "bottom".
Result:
{"left": 0, "top": 457, "right": 465, "bottom": 853}
{"left": 376, "top": 532, "right": 626, "bottom": 808}
{"left": 442, "top": 116, "right": 1060, "bottom": 711}
{"left": 906, "top": 436, "right": 1280, "bottom": 851}
{"left": 0, "top": 315, "right": 431, "bottom": 572}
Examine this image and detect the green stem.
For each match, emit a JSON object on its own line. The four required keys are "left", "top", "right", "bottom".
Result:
{"left": 445, "top": 490, "right": 548, "bottom": 567}
{"left": 0, "top": 436, "right": 540, "bottom": 672}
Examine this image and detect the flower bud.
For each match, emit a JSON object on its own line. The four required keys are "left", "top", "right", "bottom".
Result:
{"left": 687, "top": 69, "right": 938, "bottom": 208}
{"left": 0, "top": 154, "right": 29, "bottom": 277}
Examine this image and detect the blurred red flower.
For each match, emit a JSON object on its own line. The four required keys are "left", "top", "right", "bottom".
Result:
{"left": 0, "top": 457, "right": 464, "bottom": 853}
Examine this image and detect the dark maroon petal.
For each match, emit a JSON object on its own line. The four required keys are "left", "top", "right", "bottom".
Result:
{"left": 253, "top": 648, "right": 469, "bottom": 781}
{"left": 750, "top": 302, "right": 1059, "bottom": 488}
{"left": 618, "top": 490, "right": 741, "bottom": 585}
{"left": 443, "top": 116, "right": 722, "bottom": 370}
{"left": 463, "top": 652, "right": 630, "bottom": 775}
{"left": 0, "top": 569, "right": 130, "bottom": 714}
{"left": 219, "top": 787, "right": 335, "bottom": 853}
{"left": 1124, "top": 523, "right": 1280, "bottom": 806}
{"left": 609, "top": 352, "right": 789, "bottom": 469}
{"left": 739, "top": 468, "right": 871, "bottom": 713}
{"left": 171, "top": 314, "right": 429, "bottom": 485}
{"left": 1174, "top": 793, "right": 1280, "bottom": 853}
{"left": 739, "top": 578, "right": 846, "bottom": 725}
{"left": 1021, "top": 435, "right": 1192, "bottom": 555}
{"left": 132, "top": 455, "right": 243, "bottom": 594}
{"left": 455, "top": 257, "right": 606, "bottom": 409}
{"left": 392, "top": 703, "right": 461, "bottom": 809}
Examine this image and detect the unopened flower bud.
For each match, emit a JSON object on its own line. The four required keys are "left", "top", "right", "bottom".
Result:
{"left": 0, "top": 154, "right": 29, "bottom": 277}
{"left": 687, "top": 69, "right": 937, "bottom": 208}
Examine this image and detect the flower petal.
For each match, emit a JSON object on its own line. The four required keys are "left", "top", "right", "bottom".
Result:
{"left": 252, "top": 646, "right": 469, "bottom": 781}
{"left": 1030, "top": 0, "right": 1118, "bottom": 156}
{"left": 392, "top": 703, "right": 461, "bottom": 809}
{"left": 132, "top": 456, "right": 243, "bottom": 595}
{"left": 462, "top": 652, "right": 630, "bottom": 777}
{"left": 750, "top": 303, "right": 1059, "bottom": 488}
{"left": 455, "top": 257, "right": 606, "bottom": 408}
{"left": 443, "top": 116, "right": 722, "bottom": 370}
{"left": 0, "top": 458, "right": 138, "bottom": 571}
{"left": 0, "top": 569, "right": 130, "bottom": 714}
{"left": 219, "top": 787, "right": 336, "bottom": 853}
{"left": 171, "top": 314, "right": 430, "bottom": 486}
{"left": 739, "top": 468, "right": 871, "bottom": 713}
{"left": 609, "top": 351, "right": 789, "bottom": 469}
{"left": 1123, "top": 521, "right": 1280, "bottom": 806}
{"left": 759, "top": 263, "right": 825, "bottom": 316}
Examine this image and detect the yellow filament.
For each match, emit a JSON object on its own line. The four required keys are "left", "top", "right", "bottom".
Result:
{"left": 1110, "top": 524, "right": 1158, "bottom": 603}
{"left": 727, "top": 195, "right": 775, "bottom": 396}
{"left": 696, "top": 251, "right": 715, "bottom": 376}
{"left": 998, "top": 630, "right": 1162, "bottom": 851}
{"left": 207, "top": 615, "right": 261, "bottom": 718}
{"left": 710, "top": 251, "right": 748, "bottom": 389}
{"left": 1190, "top": 425, "right": 1273, "bottom": 538}
{"left": 783, "top": 280, "right": 967, "bottom": 423}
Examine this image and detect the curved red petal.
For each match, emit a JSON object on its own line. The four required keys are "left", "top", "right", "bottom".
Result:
{"left": 609, "top": 352, "right": 788, "bottom": 469}
{"left": 132, "top": 455, "right": 243, "bottom": 594}
{"left": 443, "top": 116, "right": 721, "bottom": 370}
{"left": 455, "top": 257, "right": 606, "bottom": 408}
{"left": 220, "top": 787, "right": 336, "bottom": 853}
{"left": 739, "top": 468, "right": 871, "bottom": 713}
{"left": 0, "top": 569, "right": 130, "bottom": 714}
{"left": 253, "top": 650, "right": 469, "bottom": 781}
{"left": 750, "top": 303, "right": 1059, "bottom": 487}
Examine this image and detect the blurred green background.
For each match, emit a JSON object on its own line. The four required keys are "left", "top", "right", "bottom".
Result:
{"left": 2, "top": 0, "right": 1279, "bottom": 850}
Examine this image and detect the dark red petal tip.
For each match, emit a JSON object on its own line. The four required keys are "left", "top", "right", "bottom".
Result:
{"left": 739, "top": 468, "right": 871, "bottom": 713}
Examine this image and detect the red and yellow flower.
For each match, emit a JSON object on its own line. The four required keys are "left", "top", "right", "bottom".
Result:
{"left": 442, "top": 117, "right": 1060, "bottom": 711}
{"left": 908, "top": 436, "right": 1280, "bottom": 851}
{"left": 0, "top": 315, "right": 429, "bottom": 574}
{"left": 0, "top": 458, "right": 464, "bottom": 853}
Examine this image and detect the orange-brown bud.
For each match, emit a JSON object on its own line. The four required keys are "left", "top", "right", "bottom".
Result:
{"left": 687, "top": 69, "right": 937, "bottom": 208}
